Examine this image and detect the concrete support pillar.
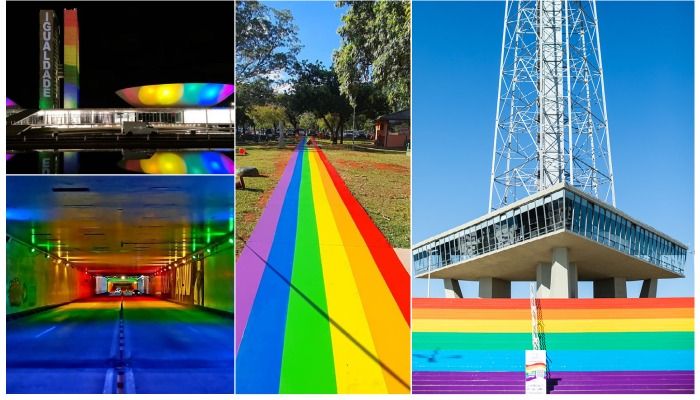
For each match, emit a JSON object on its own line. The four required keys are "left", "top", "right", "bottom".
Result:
{"left": 536, "top": 262, "right": 552, "bottom": 298}
{"left": 536, "top": 247, "right": 578, "bottom": 298}
{"left": 568, "top": 263, "right": 579, "bottom": 299}
{"left": 639, "top": 279, "right": 658, "bottom": 298}
{"left": 63, "top": 152, "right": 79, "bottom": 173}
{"left": 478, "top": 277, "right": 511, "bottom": 298}
{"left": 593, "top": 277, "right": 627, "bottom": 298}
{"left": 443, "top": 279, "right": 463, "bottom": 298}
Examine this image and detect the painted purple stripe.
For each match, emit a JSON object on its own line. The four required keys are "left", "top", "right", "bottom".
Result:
{"left": 413, "top": 378, "right": 694, "bottom": 386}
{"left": 414, "top": 389, "right": 694, "bottom": 394}
{"left": 555, "top": 384, "right": 695, "bottom": 389}
{"left": 413, "top": 389, "right": 525, "bottom": 394}
{"left": 414, "top": 370, "right": 694, "bottom": 377}
{"left": 414, "top": 375, "right": 696, "bottom": 381}
{"left": 235, "top": 145, "right": 301, "bottom": 352}
{"left": 417, "top": 383, "right": 695, "bottom": 388}
{"left": 551, "top": 389, "right": 695, "bottom": 394}
{"left": 413, "top": 370, "right": 695, "bottom": 394}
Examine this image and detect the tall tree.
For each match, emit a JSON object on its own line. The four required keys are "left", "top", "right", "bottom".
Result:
{"left": 276, "top": 92, "right": 301, "bottom": 132}
{"left": 289, "top": 61, "right": 352, "bottom": 144}
{"left": 246, "top": 104, "right": 287, "bottom": 130}
{"left": 334, "top": 1, "right": 411, "bottom": 110}
{"left": 236, "top": 78, "right": 274, "bottom": 133}
{"left": 236, "top": 0, "right": 301, "bottom": 82}
{"left": 298, "top": 112, "right": 319, "bottom": 131}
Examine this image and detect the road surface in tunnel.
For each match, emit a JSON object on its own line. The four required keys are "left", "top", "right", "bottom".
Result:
{"left": 7, "top": 296, "right": 234, "bottom": 394}
{"left": 123, "top": 296, "right": 234, "bottom": 393}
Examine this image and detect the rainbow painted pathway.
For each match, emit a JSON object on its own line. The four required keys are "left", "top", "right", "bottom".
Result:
{"left": 413, "top": 297, "right": 694, "bottom": 394}
{"left": 236, "top": 140, "right": 410, "bottom": 394}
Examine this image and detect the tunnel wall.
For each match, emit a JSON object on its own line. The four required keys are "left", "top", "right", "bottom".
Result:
{"left": 153, "top": 244, "right": 233, "bottom": 314}
{"left": 7, "top": 239, "right": 95, "bottom": 315}
{"left": 203, "top": 245, "right": 234, "bottom": 313}
{"left": 95, "top": 276, "right": 107, "bottom": 294}
{"left": 159, "top": 259, "right": 202, "bottom": 305}
{"left": 412, "top": 298, "right": 694, "bottom": 392}
{"left": 149, "top": 274, "right": 163, "bottom": 295}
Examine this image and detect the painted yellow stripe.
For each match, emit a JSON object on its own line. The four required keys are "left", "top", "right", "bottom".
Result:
{"left": 312, "top": 149, "right": 409, "bottom": 393}
{"left": 414, "top": 318, "right": 694, "bottom": 333}
{"left": 309, "top": 152, "right": 387, "bottom": 393}
{"left": 412, "top": 307, "right": 694, "bottom": 320}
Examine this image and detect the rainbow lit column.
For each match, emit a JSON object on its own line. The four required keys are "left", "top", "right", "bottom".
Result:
{"left": 63, "top": 9, "right": 79, "bottom": 109}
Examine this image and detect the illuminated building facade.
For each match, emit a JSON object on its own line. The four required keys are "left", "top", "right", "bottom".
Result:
{"left": 116, "top": 83, "right": 235, "bottom": 107}
{"left": 63, "top": 9, "right": 79, "bottom": 108}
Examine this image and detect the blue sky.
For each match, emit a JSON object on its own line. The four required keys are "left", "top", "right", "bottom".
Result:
{"left": 412, "top": 1, "right": 694, "bottom": 298}
{"left": 265, "top": 1, "right": 346, "bottom": 67}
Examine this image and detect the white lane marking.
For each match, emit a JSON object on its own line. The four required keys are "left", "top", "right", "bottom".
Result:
{"left": 124, "top": 369, "right": 136, "bottom": 394}
{"left": 34, "top": 326, "right": 56, "bottom": 338}
{"left": 102, "top": 368, "right": 115, "bottom": 394}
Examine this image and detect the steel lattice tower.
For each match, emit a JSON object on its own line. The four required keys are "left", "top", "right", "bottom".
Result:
{"left": 489, "top": 0, "right": 615, "bottom": 212}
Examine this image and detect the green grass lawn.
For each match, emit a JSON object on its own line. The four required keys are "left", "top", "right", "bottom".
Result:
{"left": 235, "top": 139, "right": 410, "bottom": 256}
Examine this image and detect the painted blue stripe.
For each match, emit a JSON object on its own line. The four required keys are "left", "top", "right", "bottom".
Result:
{"left": 236, "top": 144, "right": 304, "bottom": 393}
{"left": 413, "top": 349, "right": 694, "bottom": 372}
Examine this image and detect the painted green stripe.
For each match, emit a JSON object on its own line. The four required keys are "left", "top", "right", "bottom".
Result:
{"left": 280, "top": 148, "right": 337, "bottom": 393}
{"left": 413, "top": 332, "right": 694, "bottom": 350}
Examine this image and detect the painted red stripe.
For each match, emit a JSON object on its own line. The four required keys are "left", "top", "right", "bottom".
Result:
{"left": 311, "top": 138, "right": 410, "bottom": 324}
{"left": 413, "top": 297, "right": 694, "bottom": 310}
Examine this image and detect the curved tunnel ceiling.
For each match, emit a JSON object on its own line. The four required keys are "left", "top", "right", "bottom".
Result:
{"left": 7, "top": 176, "right": 234, "bottom": 275}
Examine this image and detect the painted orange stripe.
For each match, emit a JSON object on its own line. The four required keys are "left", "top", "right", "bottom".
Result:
{"left": 312, "top": 138, "right": 410, "bottom": 324}
{"left": 413, "top": 297, "right": 694, "bottom": 310}
{"left": 412, "top": 307, "right": 694, "bottom": 320}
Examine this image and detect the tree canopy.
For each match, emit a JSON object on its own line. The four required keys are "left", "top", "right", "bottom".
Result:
{"left": 236, "top": 1, "right": 408, "bottom": 143}
{"left": 246, "top": 104, "right": 287, "bottom": 130}
{"left": 334, "top": 0, "right": 411, "bottom": 110}
{"left": 288, "top": 61, "right": 353, "bottom": 144}
{"left": 236, "top": 0, "right": 300, "bottom": 82}
{"left": 298, "top": 111, "right": 319, "bottom": 131}
{"left": 235, "top": 78, "right": 275, "bottom": 131}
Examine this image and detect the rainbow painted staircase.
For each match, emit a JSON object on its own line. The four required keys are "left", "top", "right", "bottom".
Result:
{"left": 413, "top": 297, "right": 694, "bottom": 394}
{"left": 236, "top": 140, "right": 410, "bottom": 393}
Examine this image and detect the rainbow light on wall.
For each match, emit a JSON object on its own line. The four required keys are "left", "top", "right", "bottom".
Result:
{"left": 120, "top": 151, "right": 235, "bottom": 174}
{"left": 116, "top": 83, "right": 234, "bottom": 107}
{"left": 7, "top": 98, "right": 18, "bottom": 107}
{"left": 63, "top": 9, "right": 79, "bottom": 109}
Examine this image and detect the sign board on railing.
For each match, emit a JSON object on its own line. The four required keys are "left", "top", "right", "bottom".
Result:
{"left": 525, "top": 350, "right": 547, "bottom": 394}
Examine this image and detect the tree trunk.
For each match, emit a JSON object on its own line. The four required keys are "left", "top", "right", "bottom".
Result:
{"left": 338, "top": 117, "right": 345, "bottom": 144}
{"left": 322, "top": 115, "right": 338, "bottom": 144}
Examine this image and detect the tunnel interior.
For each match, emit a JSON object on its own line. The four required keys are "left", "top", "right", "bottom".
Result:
{"left": 105, "top": 277, "right": 139, "bottom": 293}
{"left": 6, "top": 175, "right": 235, "bottom": 394}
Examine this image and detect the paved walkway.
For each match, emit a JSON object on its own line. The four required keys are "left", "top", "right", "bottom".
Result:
{"left": 236, "top": 139, "right": 410, "bottom": 393}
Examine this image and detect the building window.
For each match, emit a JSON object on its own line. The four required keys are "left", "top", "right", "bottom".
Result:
{"left": 387, "top": 120, "right": 409, "bottom": 136}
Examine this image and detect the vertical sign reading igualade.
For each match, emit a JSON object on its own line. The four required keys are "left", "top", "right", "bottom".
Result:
{"left": 39, "top": 10, "right": 58, "bottom": 109}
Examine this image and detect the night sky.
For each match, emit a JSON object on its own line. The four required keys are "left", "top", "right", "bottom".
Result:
{"left": 7, "top": 1, "right": 234, "bottom": 108}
